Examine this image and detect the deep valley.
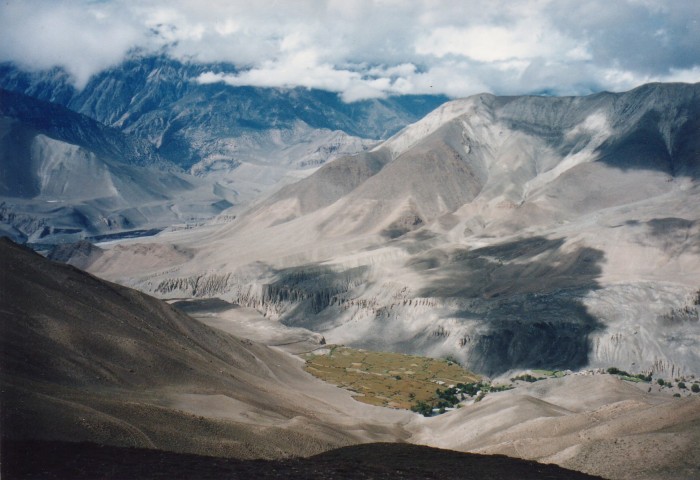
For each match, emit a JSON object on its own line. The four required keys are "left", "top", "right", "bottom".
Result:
{"left": 2, "top": 53, "right": 700, "bottom": 480}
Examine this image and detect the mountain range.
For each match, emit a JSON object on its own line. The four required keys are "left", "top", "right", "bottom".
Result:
{"left": 0, "top": 88, "right": 235, "bottom": 244}
{"left": 0, "top": 56, "right": 448, "bottom": 242}
{"left": 1, "top": 54, "right": 700, "bottom": 479}
{"left": 84, "top": 82, "right": 700, "bottom": 378}
{"left": 0, "top": 56, "right": 446, "bottom": 182}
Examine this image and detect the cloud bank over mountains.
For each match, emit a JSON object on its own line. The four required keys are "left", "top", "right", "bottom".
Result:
{"left": 1, "top": 0, "right": 699, "bottom": 101}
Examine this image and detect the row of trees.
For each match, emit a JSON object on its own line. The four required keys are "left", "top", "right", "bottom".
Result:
{"left": 608, "top": 367, "right": 700, "bottom": 392}
{"left": 411, "top": 382, "right": 513, "bottom": 417}
{"left": 606, "top": 367, "right": 652, "bottom": 382}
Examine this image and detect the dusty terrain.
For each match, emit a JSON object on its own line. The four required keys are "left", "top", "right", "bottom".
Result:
{"left": 180, "top": 299, "right": 700, "bottom": 480}
{"left": 2, "top": 238, "right": 700, "bottom": 479}
{"left": 412, "top": 374, "right": 700, "bottom": 480}
{"left": 0, "top": 238, "right": 412, "bottom": 460}
{"left": 87, "top": 84, "right": 700, "bottom": 380}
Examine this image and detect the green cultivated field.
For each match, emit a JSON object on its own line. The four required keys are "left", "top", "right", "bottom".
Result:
{"left": 302, "top": 346, "right": 479, "bottom": 409}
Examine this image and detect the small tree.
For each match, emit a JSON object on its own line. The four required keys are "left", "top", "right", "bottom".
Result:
{"left": 692, "top": 383, "right": 700, "bottom": 393}
{"left": 657, "top": 379, "right": 665, "bottom": 386}
{"left": 678, "top": 382, "right": 687, "bottom": 389}
{"left": 411, "top": 401, "right": 433, "bottom": 417}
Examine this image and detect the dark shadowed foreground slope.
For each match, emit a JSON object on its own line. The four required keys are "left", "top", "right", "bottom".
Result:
{"left": 1, "top": 441, "right": 602, "bottom": 480}
{"left": 0, "top": 236, "right": 413, "bottom": 459}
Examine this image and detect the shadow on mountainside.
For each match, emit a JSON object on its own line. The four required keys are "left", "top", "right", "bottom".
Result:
{"left": 256, "top": 237, "right": 605, "bottom": 377}
{"left": 262, "top": 264, "right": 372, "bottom": 331}
{"left": 410, "top": 236, "right": 605, "bottom": 376}
{"left": 645, "top": 217, "right": 700, "bottom": 254}
{"left": 1, "top": 440, "right": 604, "bottom": 480}
{"left": 499, "top": 85, "right": 700, "bottom": 179}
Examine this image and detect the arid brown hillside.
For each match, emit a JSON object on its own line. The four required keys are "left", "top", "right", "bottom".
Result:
{"left": 0, "top": 237, "right": 411, "bottom": 459}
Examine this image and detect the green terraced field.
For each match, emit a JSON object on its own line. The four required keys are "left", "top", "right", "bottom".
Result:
{"left": 302, "top": 346, "right": 480, "bottom": 409}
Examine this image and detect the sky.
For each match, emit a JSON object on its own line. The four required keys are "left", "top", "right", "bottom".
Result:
{"left": 1, "top": 0, "right": 699, "bottom": 102}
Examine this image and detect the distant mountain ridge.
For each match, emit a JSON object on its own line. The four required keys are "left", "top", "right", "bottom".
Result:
{"left": 0, "top": 89, "right": 233, "bottom": 244}
{"left": 0, "top": 55, "right": 449, "bottom": 170}
{"left": 0, "top": 88, "right": 166, "bottom": 170}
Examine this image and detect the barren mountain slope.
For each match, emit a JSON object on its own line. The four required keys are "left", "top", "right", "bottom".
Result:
{"left": 0, "top": 238, "right": 413, "bottom": 459}
{"left": 2, "top": 237, "right": 699, "bottom": 480}
{"left": 0, "top": 90, "right": 235, "bottom": 244}
{"left": 411, "top": 374, "right": 700, "bottom": 480}
{"left": 88, "top": 84, "right": 700, "bottom": 379}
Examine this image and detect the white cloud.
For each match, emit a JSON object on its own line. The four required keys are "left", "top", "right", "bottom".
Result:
{"left": 214, "top": 18, "right": 240, "bottom": 37}
{"left": 0, "top": 0, "right": 149, "bottom": 88}
{"left": 199, "top": 50, "right": 358, "bottom": 91}
{"left": 661, "top": 66, "right": 700, "bottom": 84}
{"left": 368, "top": 64, "right": 418, "bottom": 78}
{"left": 416, "top": 25, "right": 553, "bottom": 62}
{"left": 195, "top": 52, "right": 391, "bottom": 102}
{"left": 1, "top": 0, "right": 699, "bottom": 100}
